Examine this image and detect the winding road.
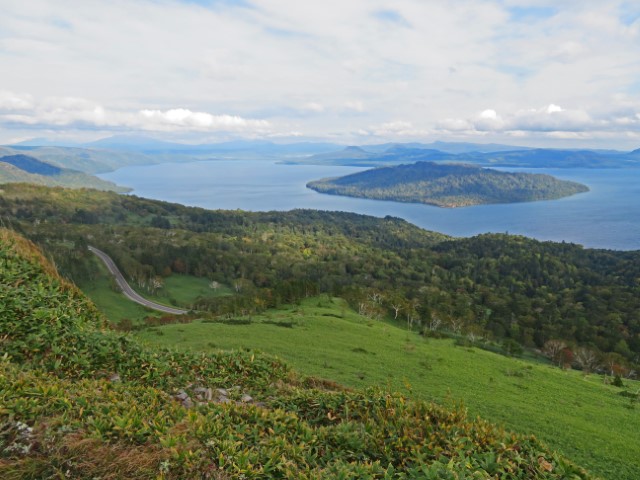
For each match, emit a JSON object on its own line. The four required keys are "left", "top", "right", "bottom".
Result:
{"left": 88, "top": 246, "right": 188, "bottom": 315}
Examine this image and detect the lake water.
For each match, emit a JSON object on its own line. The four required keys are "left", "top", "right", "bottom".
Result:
{"left": 99, "top": 160, "right": 640, "bottom": 251}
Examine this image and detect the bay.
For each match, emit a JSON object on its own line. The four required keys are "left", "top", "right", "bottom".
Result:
{"left": 99, "top": 160, "right": 640, "bottom": 251}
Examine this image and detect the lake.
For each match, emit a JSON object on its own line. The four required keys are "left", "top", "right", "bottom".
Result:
{"left": 99, "top": 160, "right": 640, "bottom": 251}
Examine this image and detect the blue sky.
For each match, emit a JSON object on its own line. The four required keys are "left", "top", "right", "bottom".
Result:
{"left": 0, "top": 0, "right": 639, "bottom": 149}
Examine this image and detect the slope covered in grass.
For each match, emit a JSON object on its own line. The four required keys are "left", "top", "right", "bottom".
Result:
{"left": 0, "top": 228, "right": 592, "bottom": 479}
{"left": 134, "top": 297, "right": 640, "bottom": 480}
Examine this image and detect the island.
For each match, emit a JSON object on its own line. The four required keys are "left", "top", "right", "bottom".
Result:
{"left": 306, "top": 161, "right": 589, "bottom": 207}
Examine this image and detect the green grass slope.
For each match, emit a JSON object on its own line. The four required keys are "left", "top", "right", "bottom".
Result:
{"left": 0, "top": 228, "right": 592, "bottom": 479}
{"left": 307, "top": 162, "right": 589, "bottom": 207}
{"left": 134, "top": 298, "right": 640, "bottom": 480}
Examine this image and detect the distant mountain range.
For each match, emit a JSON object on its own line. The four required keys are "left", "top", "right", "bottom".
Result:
{"left": 5, "top": 135, "right": 640, "bottom": 172}
{"left": 81, "top": 135, "right": 341, "bottom": 156}
{"left": 290, "top": 144, "right": 640, "bottom": 169}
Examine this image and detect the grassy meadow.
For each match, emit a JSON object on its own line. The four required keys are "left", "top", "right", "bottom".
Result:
{"left": 79, "top": 257, "right": 232, "bottom": 323}
{"left": 132, "top": 296, "right": 639, "bottom": 480}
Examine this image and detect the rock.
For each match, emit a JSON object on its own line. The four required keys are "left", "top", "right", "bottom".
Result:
{"left": 216, "top": 388, "right": 228, "bottom": 397}
{"left": 175, "top": 390, "right": 189, "bottom": 401}
{"left": 181, "top": 397, "right": 193, "bottom": 408}
{"left": 109, "top": 373, "right": 121, "bottom": 383}
{"left": 240, "top": 394, "right": 253, "bottom": 403}
{"left": 193, "top": 387, "right": 213, "bottom": 402}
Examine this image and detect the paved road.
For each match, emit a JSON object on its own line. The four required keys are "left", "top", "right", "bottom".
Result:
{"left": 88, "top": 246, "right": 188, "bottom": 315}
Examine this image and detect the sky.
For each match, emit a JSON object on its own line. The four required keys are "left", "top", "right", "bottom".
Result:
{"left": 1, "top": 0, "right": 640, "bottom": 149}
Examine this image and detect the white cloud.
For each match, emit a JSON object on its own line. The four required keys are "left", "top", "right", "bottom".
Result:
{"left": 550, "top": 41, "right": 588, "bottom": 64}
{"left": 435, "top": 118, "right": 472, "bottom": 132}
{"left": 0, "top": 1, "right": 640, "bottom": 147}
{"left": 366, "top": 120, "right": 431, "bottom": 138}
{"left": 301, "top": 102, "right": 325, "bottom": 113}
{"left": 480, "top": 109, "right": 498, "bottom": 120}
{"left": 474, "top": 109, "right": 505, "bottom": 131}
{"left": 546, "top": 104, "right": 563, "bottom": 113}
{"left": 0, "top": 91, "right": 34, "bottom": 111}
{"left": 0, "top": 94, "right": 272, "bottom": 134}
{"left": 344, "top": 100, "right": 364, "bottom": 112}
{"left": 137, "top": 108, "right": 270, "bottom": 131}
{"left": 436, "top": 103, "right": 640, "bottom": 137}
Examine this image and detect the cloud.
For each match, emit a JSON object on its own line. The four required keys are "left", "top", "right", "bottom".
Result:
{"left": 435, "top": 118, "right": 473, "bottom": 132}
{"left": 300, "top": 102, "right": 325, "bottom": 113}
{"left": 137, "top": 108, "right": 270, "bottom": 131}
{"left": 365, "top": 120, "right": 430, "bottom": 138}
{"left": 474, "top": 109, "right": 505, "bottom": 131}
{"left": 0, "top": 91, "right": 35, "bottom": 111}
{"left": 550, "top": 41, "right": 588, "bottom": 63}
{"left": 343, "top": 100, "right": 364, "bottom": 112}
{"left": 1, "top": 1, "right": 640, "bottom": 147}
{"left": 0, "top": 93, "right": 272, "bottom": 134}
{"left": 436, "top": 103, "right": 640, "bottom": 136}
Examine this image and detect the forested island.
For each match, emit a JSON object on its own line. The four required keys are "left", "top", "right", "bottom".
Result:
{"left": 307, "top": 161, "right": 589, "bottom": 207}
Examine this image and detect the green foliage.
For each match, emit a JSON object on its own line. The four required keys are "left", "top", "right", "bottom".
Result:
{"left": 136, "top": 298, "right": 640, "bottom": 480}
{"left": 1, "top": 183, "right": 639, "bottom": 367}
{"left": 0, "top": 228, "right": 594, "bottom": 479}
{"left": 307, "top": 161, "right": 589, "bottom": 207}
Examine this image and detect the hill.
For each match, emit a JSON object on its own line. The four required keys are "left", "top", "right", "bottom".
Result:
{"left": 0, "top": 154, "right": 129, "bottom": 192}
{"left": 132, "top": 296, "right": 640, "bottom": 480}
{"left": 0, "top": 228, "right": 592, "bottom": 478}
{"left": 307, "top": 161, "right": 589, "bottom": 207}
{"left": 291, "top": 144, "right": 640, "bottom": 168}
{"left": 0, "top": 145, "right": 158, "bottom": 174}
{"left": 1, "top": 184, "right": 639, "bottom": 368}
{"left": 0, "top": 154, "right": 62, "bottom": 175}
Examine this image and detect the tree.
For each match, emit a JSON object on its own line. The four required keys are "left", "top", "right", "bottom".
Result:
{"left": 148, "top": 276, "right": 164, "bottom": 295}
{"left": 390, "top": 301, "right": 403, "bottom": 320}
{"left": 426, "top": 312, "right": 442, "bottom": 332}
{"left": 574, "top": 347, "right": 599, "bottom": 373}
{"left": 543, "top": 339, "right": 566, "bottom": 367}
{"left": 559, "top": 347, "right": 574, "bottom": 369}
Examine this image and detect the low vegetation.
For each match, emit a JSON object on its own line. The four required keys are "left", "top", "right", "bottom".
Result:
{"left": 307, "top": 161, "right": 589, "bottom": 207}
{"left": 0, "top": 228, "right": 594, "bottom": 478}
{"left": 132, "top": 296, "right": 640, "bottom": 479}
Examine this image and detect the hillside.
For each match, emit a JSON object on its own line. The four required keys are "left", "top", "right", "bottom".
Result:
{"left": 307, "top": 161, "right": 589, "bottom": 207}
{"left": 1, "top": 183, "right": 639, "bottom": 365}
{"left": 0, "top": 145, "right": 157, "bottom": 174}
{"left": 0, "top": 154, "right": 63, "bottom": 175}
{"left": 0, "top": 154, "right": 129, "bottom": 192}
{"left": 132, "top": 297, "right": 640, "bottom": 480}
{"left": 0, "top": 228, "right": 592, "bottom": 479}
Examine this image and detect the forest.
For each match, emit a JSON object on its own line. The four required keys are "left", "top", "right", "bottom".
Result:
{"left": 1, "top": 183, "right": 638, "bottom": 373}
{"left": 0, "top": 226, "right": 593, "bottom": 478}
{"left": 307, "top": 161, "right": 589, "bottom": 207}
